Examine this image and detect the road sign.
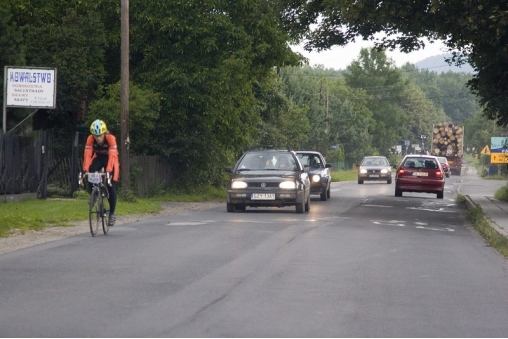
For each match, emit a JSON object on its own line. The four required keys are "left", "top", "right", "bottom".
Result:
{"left": 480, "top": 145, "right": 491, "bottom": 155}
{"left": 490, "top": 137, "right": 508, "bottom": 153}
{"left": 491, "top": 153, "right": 508, "bottom": 163}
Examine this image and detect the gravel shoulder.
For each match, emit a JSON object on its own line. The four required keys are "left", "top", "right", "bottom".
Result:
{"left": 0, "top": 201, "right": 224, "bottom": 255}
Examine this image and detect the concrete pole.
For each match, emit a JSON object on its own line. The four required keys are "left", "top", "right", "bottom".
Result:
{"left": 120, "top": 0, "right": 130, "bottom": 190}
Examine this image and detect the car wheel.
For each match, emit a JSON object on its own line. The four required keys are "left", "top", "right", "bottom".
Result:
{"left": 395, "top": 188, "right": 402, "bottom": 197}
{"left": 327, "top": 185, "right": 331, "bottom": 199}
{"left": 358, "top": 179, "right": 364, "bottom": 184}
{"left": 296, "top": 198, "right": 305, "bottom": 213}
{"left": 387, "top": 177, "right": 392, "bottom": 184}
{"left": 437, "top": 191, "right": 444, "bottom": 199}
{"left": 227, "top": 203, "right": 236, "bottom": 212}
{"left": 320, "top": 189, "right": 327, "bottom": 201}
{"left": 305, "top": 193, "right": 310, "bottom": 212}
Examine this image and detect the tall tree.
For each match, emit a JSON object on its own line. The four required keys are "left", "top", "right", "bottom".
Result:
{"left": 344, "top": 48, "right": 409, "bottom": 156}
{"left": 125, "top": 0, "right": 301, "bottom": 186}
{"left": 8, "top": 0, "right": 107, "bottom": 131}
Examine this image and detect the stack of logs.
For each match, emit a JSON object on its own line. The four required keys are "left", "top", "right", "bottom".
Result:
{"left": 431, "top": 123, "right": 464, "bottom": 157}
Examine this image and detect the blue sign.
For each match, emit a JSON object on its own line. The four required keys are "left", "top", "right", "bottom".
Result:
{"left": 490, "top": 137, "right": 508, "bottom": 153}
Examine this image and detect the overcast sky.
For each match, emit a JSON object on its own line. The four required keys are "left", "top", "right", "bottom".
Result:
{"left": 291, "top": 38, "right": 450, "bottom": 70}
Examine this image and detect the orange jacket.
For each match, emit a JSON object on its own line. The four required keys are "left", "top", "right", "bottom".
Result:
{"left": 83, "top": 133, "right": 120, "bottom": 181}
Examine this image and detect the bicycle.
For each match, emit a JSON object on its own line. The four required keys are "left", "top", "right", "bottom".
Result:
{"left": 79, "top": 171, "right": 111, "bottom": 237}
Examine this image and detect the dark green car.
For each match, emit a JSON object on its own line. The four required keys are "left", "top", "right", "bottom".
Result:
{"left": 225, "top": 147, "right": 311, "bottom": 213}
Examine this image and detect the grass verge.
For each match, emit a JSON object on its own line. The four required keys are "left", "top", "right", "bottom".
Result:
{"left": 0, "top": 194, "right": 163, "bottom": 238}
{"left": 461, "top": 194, "right": 508, "bottom": 258}
{"left": 331, "top": 170, "right": 357, "bottom": 182}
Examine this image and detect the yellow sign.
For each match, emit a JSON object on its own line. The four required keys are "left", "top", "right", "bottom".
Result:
{"left": 491, "top": 153, "right": 508, "bottom": 163}
{"left": 481, "top": 145, "right": 491, "bottom": 155}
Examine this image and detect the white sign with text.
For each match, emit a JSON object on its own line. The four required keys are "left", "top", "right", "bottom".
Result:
{"left": 4, "top": 67, "right": 57, "bottom": 108}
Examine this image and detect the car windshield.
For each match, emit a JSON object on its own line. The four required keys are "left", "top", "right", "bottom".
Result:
{"left": 362, "top": 158, "right": 388, "bottom": 166}
{"left": 403, "top": 158, "right": 438, "bottom": 169}
{"left": 297, "top": 154, "right": 323, "bottom": 168}
{"left": 238, "top": 152, "right": 296, "bottom": 171}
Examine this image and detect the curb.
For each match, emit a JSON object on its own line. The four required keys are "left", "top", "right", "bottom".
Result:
{"left": 462, "top": 193, "right": 508, "bottom": 238}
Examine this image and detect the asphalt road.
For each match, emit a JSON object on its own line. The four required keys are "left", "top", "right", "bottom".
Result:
{"left": 1, "top": 175, "right": 508, "bottom": 337}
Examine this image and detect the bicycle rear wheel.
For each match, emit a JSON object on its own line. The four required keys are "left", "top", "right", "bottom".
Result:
{"left": 101, "top": 189, "right": 110, "bottom": 235}
{"left": 89, "top": 189, "right": 101, "bottom": 237}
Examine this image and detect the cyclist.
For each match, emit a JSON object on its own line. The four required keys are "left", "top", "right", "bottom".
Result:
{"left": 83, "top": 119, "right": 119, "bottom": 226}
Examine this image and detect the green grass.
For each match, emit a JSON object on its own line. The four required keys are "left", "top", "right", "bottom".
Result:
{"left": 0, "top": 185, "right": 227, "bottom": 238}
{"left": 331, "top": 169, "right": 357, "bottom": 182}
{"left": 0, "top": 195, "right": 161, "bottom": 238}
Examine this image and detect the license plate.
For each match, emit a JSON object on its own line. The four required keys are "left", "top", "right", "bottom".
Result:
{"left": 369, "top": 174, "right": 379, "bottom": 177}
{"left": 251, "top": 193, "right": 275, "bottom": 200}
{"left": 413, "top": 172, "right": 428, "bottom": 176}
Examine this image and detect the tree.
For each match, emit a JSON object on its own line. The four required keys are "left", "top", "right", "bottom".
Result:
{"left": 0, "top": 1, "right": 25, "bottom": 115}
{"left": 124, "top": 0, "right": 302, "bottom": 186}
{"left": 254, "top": 73, "right": 310, "bottom": 148}
{"left": 281, "top": 0, "right": 508, "bottom": 126}
{"left": 87, "top": 82, "right": 160, "bottom": 155}
{"left": 279, "top": 65, "right": 375, "bottom": 163}
{"left": 344, "top": 48, "right": 409, "bottom": 156}
{"left": 402, "top": 64, "right": 479, "bottom": 124}
{"left": 9, "top": 1, "right": 107, "bottom": 131}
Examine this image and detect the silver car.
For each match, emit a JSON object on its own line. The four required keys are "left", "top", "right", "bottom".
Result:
{"left": 357, "top": 156, "right": 392, "bottom": 184}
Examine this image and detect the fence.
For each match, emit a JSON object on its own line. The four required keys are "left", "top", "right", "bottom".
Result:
{"left": 0, "top": 130, "right": 174, "bottom": 199}
{"left": 0, "top": 130, "right": 45, "bottom": 197}
{"left": 131, "top": 155, "right": 173, "bottom": 197}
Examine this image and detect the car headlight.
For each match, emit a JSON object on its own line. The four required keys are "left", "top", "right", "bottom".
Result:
{"left": 311, "top": 174, "right": 321, "bottom": 183}
{"left": 231, "top": 181, "right": 248, "bottom": 189}
{"left": 279, "top": 181, "right": 296, "bottom": 189}
{"left": 360, "top": 169, "right": 367, "bottom": 174}
{"left": 380, "top": 169, "right": 388, "bottom": 174}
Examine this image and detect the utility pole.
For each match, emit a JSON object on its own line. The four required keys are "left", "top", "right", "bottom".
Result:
{"left": 120, "top": 0, "right": 130, "bottom": 190}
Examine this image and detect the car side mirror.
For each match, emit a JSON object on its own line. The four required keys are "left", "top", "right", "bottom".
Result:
{"left": 224, "top": 167, "right": 233, "bottom": 173}
{"left": 325, "top": 163, "right": 332, "bottom": 168}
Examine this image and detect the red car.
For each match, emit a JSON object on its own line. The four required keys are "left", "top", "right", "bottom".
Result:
{"left": 437, "top": 156, "right": 451, "bottom": 178}
{"left": 395, "top": 155, "right": 445, "bottom": 199}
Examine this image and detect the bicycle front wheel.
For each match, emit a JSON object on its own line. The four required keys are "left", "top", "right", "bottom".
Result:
{"left": 101, "top": 190, "right": 110, "bottom": 235}
{"left": 89, "top": 189, "right": 101, "bottom": 237}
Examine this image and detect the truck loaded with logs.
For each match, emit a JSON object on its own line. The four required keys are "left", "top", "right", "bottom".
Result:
{"left": 431, "top": 123, "right": 464, "bottom": 175}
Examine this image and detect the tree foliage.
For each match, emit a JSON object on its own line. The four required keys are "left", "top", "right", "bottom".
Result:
{"left": 344, "top": 48, "right": 410, "bottom": 156}
{"left": 0, "top": 1, "right": 25, "bottom": 110}
{"left": 87, "top": 82, "right": 160, "bottom": 155}
{"left": 282, "top": 0, "right": 508, "bottom": 126}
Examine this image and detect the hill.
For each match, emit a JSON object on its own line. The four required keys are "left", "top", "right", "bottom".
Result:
{"left": 415, "top": 54, "right": 474, "bottom": 74}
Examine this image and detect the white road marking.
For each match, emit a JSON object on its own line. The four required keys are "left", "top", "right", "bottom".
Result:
{"left": 416, "top": 226, "right": 455, "bottom": 232}
{"left": 407, "top": 207, "right": 457, "bottom": 213}
{"left": 371, "top": 220, "right": 406, "bottom": 227}
{"left": 167, "top": 221, "right": 212, "bottom": 226}
{"left": 363, "top": 204, "right": 392, "bottom": 208}
{"left": 371, "top": 220, "right": 455, "bottom": 232}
